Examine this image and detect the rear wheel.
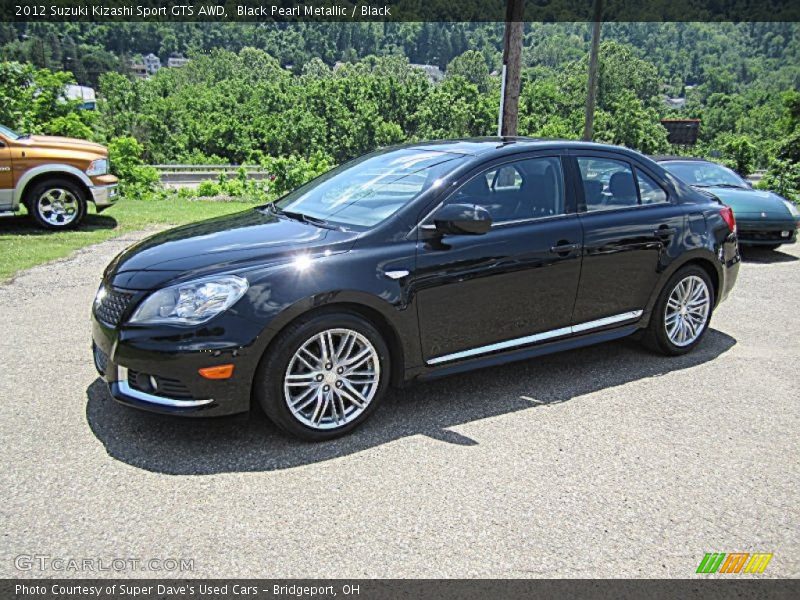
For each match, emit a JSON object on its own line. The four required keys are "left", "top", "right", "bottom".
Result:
{"left": 26, "top": 178, "right": 87, "bottom": 230}
{"left": 255, "top": 311, "right": 390, "bottom": 441}
{"left": 643, "top": 266, "right": 714, "bottom": 356}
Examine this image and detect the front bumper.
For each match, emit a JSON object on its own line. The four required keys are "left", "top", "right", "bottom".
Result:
{"left": 737, "top": 219, "right": 798, "bottom": 245}
{"left": 90, "top": 175, "right": 120, "bottom": 210}
{"left": 91, "top": 309, "right": 263, "bottom": 417}
{"left": 91, "top": 185, "right": 118, "bottom": 209}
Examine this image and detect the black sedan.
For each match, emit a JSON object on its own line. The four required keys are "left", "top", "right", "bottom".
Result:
{"left": 92, "top": 138, "right": 740, "bottom": 440}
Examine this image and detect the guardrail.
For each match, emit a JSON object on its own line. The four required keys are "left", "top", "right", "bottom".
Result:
{"left": 149, "top": 164, "right": 271, "bottom": 186}
{"left": 150, "top": 164, "right": 768, "bottom": 187}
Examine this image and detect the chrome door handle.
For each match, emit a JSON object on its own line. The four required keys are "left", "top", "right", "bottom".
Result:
{"left": 654, "top": 227, "right": 677, "bottom": 238}
{"left": 549, "top": 243, "right": 581, "bottom": 254}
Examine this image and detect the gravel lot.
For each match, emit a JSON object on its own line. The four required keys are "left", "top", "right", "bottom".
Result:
{"left": 1, "top": 230, "right": 798, "bottom": 578}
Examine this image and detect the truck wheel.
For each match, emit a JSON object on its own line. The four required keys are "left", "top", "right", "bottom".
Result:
{"left": 26, "top": 178, "right": 87, "bottom": 230}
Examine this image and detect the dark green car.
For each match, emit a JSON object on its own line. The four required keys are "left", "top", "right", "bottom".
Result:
{"left": 657, "top": 157, "right": 800, "bottom": 250}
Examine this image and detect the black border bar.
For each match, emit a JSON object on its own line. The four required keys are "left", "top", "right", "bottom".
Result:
{"left": 1, "top": 0, "right": 799, "bottom": 23}
{"left": 4, "top": 579, "right": 800, "bottom": 600}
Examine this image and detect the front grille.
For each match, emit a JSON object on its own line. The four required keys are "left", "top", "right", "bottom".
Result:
{"left": 739, "top": 229, "right": 791, "bottom": 242}
{"left": 128, "top": 369, "right": 194, "bottom": 400}
{"left": 95, "top": 286, "right": 134, "bottom": 326}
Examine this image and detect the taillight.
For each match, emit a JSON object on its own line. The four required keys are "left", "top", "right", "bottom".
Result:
{"left": 720, "top": 205, "right": 736, "bottom": 233}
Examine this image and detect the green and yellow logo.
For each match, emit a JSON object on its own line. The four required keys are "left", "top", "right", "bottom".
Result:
{"left": 696, "top": 553, "right": 773, "bottom": 574}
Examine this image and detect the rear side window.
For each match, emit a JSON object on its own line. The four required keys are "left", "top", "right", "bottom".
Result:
{"left": 636, "top": 169, "right": 668, "bottom": 204}
{"left": 577, "top": 157, "right": 668, "bottom": 211}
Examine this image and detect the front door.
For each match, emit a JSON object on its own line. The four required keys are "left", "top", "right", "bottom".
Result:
{"left": 570, "top": 153, "right": 686, "bottom": 325}
{"left": 0, "top": 138, "right": 13, "bottom": 209}
{"left": 415, "top": 154, "right": 583, "bottom": 365}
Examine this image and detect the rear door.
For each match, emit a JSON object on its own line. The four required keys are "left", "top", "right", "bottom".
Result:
{"left": 0, "top": 137, "right": 13, "bottom": 209}
{"left": 568, "top": 151, "right": 686, "bottom": 326}
{"left": 415, "top": 153, "right": 583, "bottom": 364}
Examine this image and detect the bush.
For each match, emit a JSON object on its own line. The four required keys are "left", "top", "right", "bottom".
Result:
{"left": 107, "top": 136, "right": 160, "bottom": 198}
{"left": 758, "top": 158, "right": 800, "bottom": 202}
{"left": 196, "top": 180, "right": 222, "bottom": 197}
{"left": 717, "top": 134, "right": 757, "bottom": 177}
{"left": 260, "top": 152, "right": 334, "bottom": 197}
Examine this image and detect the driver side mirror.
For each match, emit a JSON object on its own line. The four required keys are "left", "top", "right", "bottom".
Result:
{"left": 432, "top": 203, "right": 492, "bottom": 236}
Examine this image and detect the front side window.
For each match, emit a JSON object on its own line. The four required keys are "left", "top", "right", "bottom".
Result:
{"left": 274, "top": 148, "right": 469, "bottom": 229}
{"left": 578, "top": 157, "right": 668, "bottom": 210}
{"left": 447, "top": 156, "right": 566, "bottom": 223}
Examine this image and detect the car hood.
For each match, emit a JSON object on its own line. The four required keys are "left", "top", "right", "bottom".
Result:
{"left": 702, "top": 186, "right": 792, "bottom": 218}
{"left": 107, "top": 208, "right": 359, "bottom": 290}
{"left": 23, "top": 135, "right": 108, "bottom": 155}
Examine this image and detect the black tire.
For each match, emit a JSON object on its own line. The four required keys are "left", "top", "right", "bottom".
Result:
{"left": 26, "top": 178, "right": 88, "bottom": 230}
{"left": 642, "top": 265, "right": 715, "bottom": 356}
{"left": 254, "top": 310, "right": 391, "bottom": 441}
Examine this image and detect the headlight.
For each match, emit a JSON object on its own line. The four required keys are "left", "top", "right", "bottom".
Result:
{"left": 86, "top": 158, "right": 108, "bottom": 176}
{"left": 782, "top": 199, "right": 800, "bottom": 217}
{"left": 128, "top": 275, "right": 248, "bottom": 326}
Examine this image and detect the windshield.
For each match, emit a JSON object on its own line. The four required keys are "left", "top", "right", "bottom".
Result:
{"left": 273, "top": 148, "right": 469, "bottom": 229}
{"left": 662, "top": 161, "right": 748, "bottom": 188}
{"left": 0, "top": 124, "right": 21, "bottom": 140}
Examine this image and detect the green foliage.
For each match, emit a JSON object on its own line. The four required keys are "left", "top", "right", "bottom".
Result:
{"left": 260, "top": 152, "right": 334, "bottom": 197}
{"left": 3, "top": 22, "right": 800, "bottom": 201}
{"left": 446, "top": 50, "right": 490, "bottom": 93}
{"left": 196, "top": 180, "right": 222, "bottom": 197}
{"left": 0, "top": 61, "right": 94, "bottom": 137}
{"left": 107, "top": 136, "right": 160, "bottom": 198}
{"left": 716, "top": 134, "right": 757, "bottom": 177}
{"left": 41, "top": 112, "right": 94, "bottom": 139}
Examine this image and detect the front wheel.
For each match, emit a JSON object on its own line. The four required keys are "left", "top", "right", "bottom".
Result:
{"left": 255, "top": 311, "right": 390, "bottom": 441}
{"left": 26, "top": 178, "right": 87, "bottom": 230}
{"left": 643, "top": 266, "right": 715, "bottom": 356}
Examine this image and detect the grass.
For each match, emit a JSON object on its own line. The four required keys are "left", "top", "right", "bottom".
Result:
{"left": 0, "top": 197, "right": 258, "bottom": 282}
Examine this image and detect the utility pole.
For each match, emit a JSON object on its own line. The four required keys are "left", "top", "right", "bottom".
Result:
{"left": 498, "top": 0, "right": 524, "bottom": 137}
{"left": 582, "top": 0, "right": 603, "bottom": 141}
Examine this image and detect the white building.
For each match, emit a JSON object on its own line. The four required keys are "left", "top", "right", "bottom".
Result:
{"left": 64, "top": 84, "right": 96, "bottom": 110}
{"left": 143, "top": 53, "right": 161, "bottom": 75}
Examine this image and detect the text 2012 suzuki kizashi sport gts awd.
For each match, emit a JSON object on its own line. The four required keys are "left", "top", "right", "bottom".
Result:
{"left": 92, "top": 138, "right": 740, "bottom": 440}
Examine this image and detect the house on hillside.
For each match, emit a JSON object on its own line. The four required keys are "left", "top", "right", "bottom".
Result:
{"left": 167, "top": 56, "right": 190, "bottom": 68}
{"left": 143, "top": 53, "right": 161, "bottom": 75}
{"left": 410, "top": 63, "right": 444, "bottom": 83}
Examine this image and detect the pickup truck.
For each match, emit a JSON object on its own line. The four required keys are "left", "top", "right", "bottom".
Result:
{"left": 0, "top": 124, "right": 119, "bottom": 229}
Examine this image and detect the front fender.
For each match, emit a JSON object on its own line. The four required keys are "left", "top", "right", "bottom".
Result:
{"left": 15, "top": 163, "right": 93, "bottom": 204}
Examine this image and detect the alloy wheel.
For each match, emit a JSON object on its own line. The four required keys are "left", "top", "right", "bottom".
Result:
{"left": 283, "top": 328, "right": 380, "bottom": 430}
{"left": 664, "top": 275, "right": 710, "bottom": 347}
{"left": 37, "top": 188, "right": 79, "bottom": 227}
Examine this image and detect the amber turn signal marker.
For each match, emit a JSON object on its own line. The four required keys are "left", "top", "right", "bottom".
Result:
{"left": 198, "top": 364, "right": 235, "bottom": 379}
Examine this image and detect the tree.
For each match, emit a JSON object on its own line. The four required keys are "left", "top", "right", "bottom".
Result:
{"left": 446, "top": 50, "right": 490, "bottom": 93}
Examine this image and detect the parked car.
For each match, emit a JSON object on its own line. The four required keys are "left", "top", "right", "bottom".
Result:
{"left": 0, "top": 124, "right": 118, "bottom": 229}
{"left": 92, "top": 138, "right": 739, "bottom": 440}
{"left": 655, "top": 156, "right": 800, "bottom": 250}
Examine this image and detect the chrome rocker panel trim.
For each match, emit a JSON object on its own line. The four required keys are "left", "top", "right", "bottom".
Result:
{"left": 427, "top": 310, "right": 643, "bottom": 365}
{"left": 117, "top": 366, "right": 214, "bottom": 408}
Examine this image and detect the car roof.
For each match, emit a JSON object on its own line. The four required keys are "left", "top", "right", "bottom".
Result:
{"left": 398, "top": 137, "right": 647, "bottom": 159}
{"left": 651, "top": 155, "right": 711, "bottom": 163}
